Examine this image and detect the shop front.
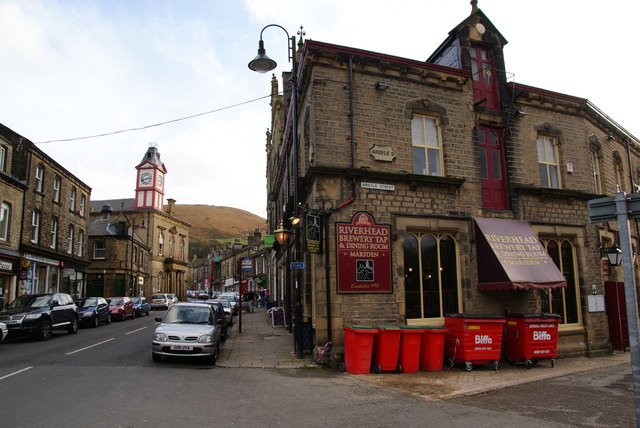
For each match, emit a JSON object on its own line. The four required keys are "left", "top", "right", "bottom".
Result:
{"left": 0, "top": 252, "right": 19, "bottom": 307}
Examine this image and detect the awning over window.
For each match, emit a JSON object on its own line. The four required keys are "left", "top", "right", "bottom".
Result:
{"left": 474, "top": 217, "right": 566, "bottom": 291}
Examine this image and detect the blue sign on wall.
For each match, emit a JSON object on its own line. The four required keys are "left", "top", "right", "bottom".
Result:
{"left": 290, "top": 262, "right": 305, "bottom": 270}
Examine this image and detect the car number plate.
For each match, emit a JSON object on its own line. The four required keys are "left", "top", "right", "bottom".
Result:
{"left": 6, "top": 320, "right": 20, "bottom": 325}
{"left": 170, "top": 344, "right": 193, "bottom": 351}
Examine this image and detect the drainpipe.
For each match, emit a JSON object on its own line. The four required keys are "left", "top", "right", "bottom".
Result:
{"left": 348, "top": 56, "right": 357, "bottom": 200}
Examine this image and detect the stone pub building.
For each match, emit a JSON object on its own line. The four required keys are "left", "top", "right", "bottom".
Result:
{"left": 265, "top": 4, "right": 638, "bottom": 357}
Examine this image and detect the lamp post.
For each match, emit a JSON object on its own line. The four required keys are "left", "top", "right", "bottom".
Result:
{"left": 250, "top": 25, "right": 304, "bottom": 358}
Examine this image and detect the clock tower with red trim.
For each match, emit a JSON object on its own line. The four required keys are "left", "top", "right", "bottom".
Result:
{"left": 134, "top": 143, "right": 167, "bottom": 211}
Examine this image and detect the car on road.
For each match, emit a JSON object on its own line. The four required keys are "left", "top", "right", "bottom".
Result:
{"left": 0, "top": 293, "right": 79, "bottom": 340}
{"left": 217, "top": 293, "right": 239, "bottom": 314}
{"left": 197, "top": 300, "right": 228, "bottom": 341}
{"left": 167, "top": 293, "right": 179, "bottom": 305}
{"left": 150, "top": 293, "right": 172, "bottom": 311}
{"left": 151, "top": 302, "right": 223, "bottom": 364}
{"left": 131, "top": 296, "right": 150, "bottom": 317}
{"left": 108, "top": 297, "right": 135, "bottom": 321}
{"left": 76, "top": 297, "right": 111, "bottom": 327}
{"left": 0, "top": 322, "right": 7, "bottom": 344}
{"left": 209, "top": 299, "right": 234, "bottom": 326}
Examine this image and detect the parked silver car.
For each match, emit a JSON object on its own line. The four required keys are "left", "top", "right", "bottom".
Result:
{"left": 151, "top": 302, "right": 223, "bottom": 364}
{"left": 0, "top": 322, "right": 7, "bottom": 344}
{"left": 150, "top": 293, "right": 172, "bottom": 311}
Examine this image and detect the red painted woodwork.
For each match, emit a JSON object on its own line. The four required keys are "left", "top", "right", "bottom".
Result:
{"left": 604, "top": 281, "right": 629, "bottom": 351}
{"left": 476, "top": 127, "right": 508, "bottom": 210}
{"left": 470, "top": 46, "right": 499, "bottom": 110}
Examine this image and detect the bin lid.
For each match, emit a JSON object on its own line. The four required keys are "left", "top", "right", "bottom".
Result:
{"left": 444, "top": 313, "right": 505, "bottom": 319}
{"left": 373, "top": 325, "right": 402, "bottom": 330}
{"left": 506, "top": 312, "right": 562, "bottom": 319}
{"left": 343, "top": 324, "right": 375, "bottom": 330}
{"left": 398, "top": 326, "right": 425, "bottom": 331}
{"left": 420, "top": 326, "right": 448, "bottom": 331}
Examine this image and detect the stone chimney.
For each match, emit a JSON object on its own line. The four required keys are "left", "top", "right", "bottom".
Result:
{"left": 101, "top": 204, "right": 112, "bottom": 220}
{"left": 167, "top": 198, "right": 175, "bottom": 215}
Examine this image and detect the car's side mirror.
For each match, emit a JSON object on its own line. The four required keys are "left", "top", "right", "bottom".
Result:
{"left": 155, "top": 317, "right": 163, "bottom": 322}
{"left": 51, "top": 300, "right": 60, "bottom": 307}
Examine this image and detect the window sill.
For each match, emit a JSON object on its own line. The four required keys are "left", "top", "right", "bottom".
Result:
{"left": 512, "top": 185, "right": 600, "bottom": 201}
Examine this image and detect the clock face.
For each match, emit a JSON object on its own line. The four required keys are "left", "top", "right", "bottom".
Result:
{"left": 157, "top": 174, "right": 163, "bottom": 188}
{"left": 140, "top": 172, "right": 152, "bottom": 185}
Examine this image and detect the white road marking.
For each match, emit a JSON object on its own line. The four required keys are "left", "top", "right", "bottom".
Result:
{"left": 66, "top": 338, "right": 114, "bottom": 355}
{"left": 0, "top": 366, "right": 33, "bottom": 381}
{"left": 125, "top": 326, "right": 148, "bottom": 335}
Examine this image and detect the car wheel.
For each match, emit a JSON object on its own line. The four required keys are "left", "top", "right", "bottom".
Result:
{"left": 106, "top": 315, "right": 111, "bottom": 325}
{"left": 37, "top": 318, "right": 53, "bottom": 341}
{"left": 208, "top": 342, "right": 220, "bottom": 365}
{"left": 146, "top": 308, "right": 150, "bottom": 316}
{"left": 92, "top": 316, "right": 99, "bottom": 328}
{"left": 67, "top": 316, "right": 79, "bottom": 334}
{"left": 152, "top": 352, "right": 161, "bottom": 362}
{"left": 131, "top": 310, "right": 135, "bottom": 320}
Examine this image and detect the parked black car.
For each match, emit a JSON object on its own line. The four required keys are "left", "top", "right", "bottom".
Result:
{"left": 76, "top": 297, "right": 111, "bottom": 328}
{"left": 0, "top": 293, "right": 79, "bottom": 340}
{"left": 132, "top": 296, "right": 150, "bottom": 317}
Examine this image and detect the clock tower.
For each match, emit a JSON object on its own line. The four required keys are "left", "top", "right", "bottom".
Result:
{"left": 134, "top": 143, "right": 167, "bottom": 210}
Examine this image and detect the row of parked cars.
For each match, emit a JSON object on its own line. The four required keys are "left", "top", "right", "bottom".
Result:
{"left": 151, "top": 292, "right": 239, "bottom": 365}
{"left": 0, "top": 292, "right": 177, "bottom": 342}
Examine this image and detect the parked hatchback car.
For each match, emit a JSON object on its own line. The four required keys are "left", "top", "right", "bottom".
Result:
{"left": 0, "top": 293, "right": 79, "bottom": 340}
{"left": 167, "top": 294, "right": 179, "bottom": 305}
{"left": 108, "top": 297, "right": 135, "bottom": 321}
{"left": 150, "top": 293, "right": 172, "bottom": 311}
{"left": 76, "top": 297, "right": 111, "bottom": 328}
{"left": 151, "top": 302, "right": 223, "bottom": 364}
{"left": 131, "top": 296, "right": 150, "bottom": 317}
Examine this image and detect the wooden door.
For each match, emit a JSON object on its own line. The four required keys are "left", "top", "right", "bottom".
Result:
{"left": 477, "top": 127, "right": 508, "bottom": 210}
{"left": 604, "top": 281, "right": 629, "bottom": 350}
{"left": 470, "top": 46, "right": 499, "bottom": 109}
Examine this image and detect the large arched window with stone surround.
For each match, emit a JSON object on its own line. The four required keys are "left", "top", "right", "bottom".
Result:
{"left": 540, "top": 238, "right": 580, "bottom": 325}
{"left": 403, "top": 232, "right": 460, "bottom": 321}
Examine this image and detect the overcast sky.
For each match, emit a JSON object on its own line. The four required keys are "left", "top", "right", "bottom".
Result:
{"left": 0, "top": 0, "right": 637, "bottom": 219}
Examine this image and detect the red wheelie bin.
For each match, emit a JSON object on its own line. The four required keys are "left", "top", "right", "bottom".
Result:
{"left": 444, "top": 314, "right": 506, "bottom": 371}
{"left": 419, "top": 326, "right": 448, "bottom": 371}
{"left": 504, "top": 313, "right": 560, "bottom": 368}
{"left": 398, "top": 326, "right": 424, "bottom": 373}
{"left": 371, "top": 325, "right": 402, "bottom": 373}
{"left": 342, "top": 325, "right": 377, "bottom": 374}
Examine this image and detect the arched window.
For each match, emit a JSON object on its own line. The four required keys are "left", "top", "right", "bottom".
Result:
{"left": 179, "top": 239, "right": 185, "bottom": 260}
{"left": 540, "top": 238, "right": 580, "bottom": 325}
{"left": 403, "top": 232, "right": 460, "bottom": 320}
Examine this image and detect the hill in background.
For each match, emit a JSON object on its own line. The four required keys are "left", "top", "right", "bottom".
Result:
{"left": 169, "top": 204, "right": 266, "bottom": 258}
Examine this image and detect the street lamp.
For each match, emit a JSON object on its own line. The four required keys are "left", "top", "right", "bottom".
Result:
{"left": 274, "top": 221, "right": 291, "bottom": 246}
{"left": 250, "top": 24, "right": 305, "bottom": 359}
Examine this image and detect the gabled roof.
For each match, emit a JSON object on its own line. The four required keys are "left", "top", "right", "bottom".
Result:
{"left": 427, "top": 7, "right": 507, "bottom": 63}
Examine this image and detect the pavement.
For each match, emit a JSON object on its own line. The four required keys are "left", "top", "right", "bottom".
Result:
{"left": 216, "top": 307, "right": 632, "bottom": 400}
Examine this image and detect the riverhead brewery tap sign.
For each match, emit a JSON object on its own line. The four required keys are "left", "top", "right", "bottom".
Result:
{"left": 336, "top": 212, "right": 392, "bottom": 293}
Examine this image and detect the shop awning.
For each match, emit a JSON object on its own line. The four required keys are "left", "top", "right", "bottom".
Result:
{"left": 474, "top": 217, "right": 566, "bottom": 291}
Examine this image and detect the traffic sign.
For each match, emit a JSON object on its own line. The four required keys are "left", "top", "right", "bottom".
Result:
{"left": 290, "top": 262, "right": 305, "bottom": 269}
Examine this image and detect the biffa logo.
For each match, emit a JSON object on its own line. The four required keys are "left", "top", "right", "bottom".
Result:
{"left": 533, "top": 331, "right": 551, "bottom": 341}
{"left": 475, "top": 335, "right": 492, "bottom": 344}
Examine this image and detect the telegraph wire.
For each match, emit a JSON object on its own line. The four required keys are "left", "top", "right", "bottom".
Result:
{"left": 35, "top": 93, "right": 274, "bottom": 144}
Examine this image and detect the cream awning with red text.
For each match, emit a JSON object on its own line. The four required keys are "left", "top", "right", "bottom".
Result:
{"left": 474, "top": 217, "right": 566, "bottom": 291}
